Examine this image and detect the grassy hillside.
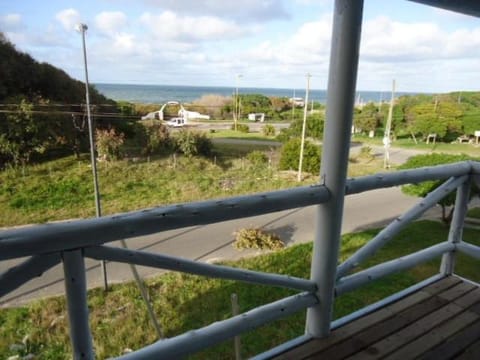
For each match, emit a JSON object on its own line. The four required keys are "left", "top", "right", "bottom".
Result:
{"left": 1, "top": 220, "right": 478, "bottom": 359}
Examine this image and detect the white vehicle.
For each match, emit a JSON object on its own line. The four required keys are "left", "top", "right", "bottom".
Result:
{"left": 166, "top": 117, "right": 186, "bottom": 127}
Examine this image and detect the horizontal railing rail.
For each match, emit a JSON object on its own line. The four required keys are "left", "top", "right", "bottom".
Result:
{"left": 0, "top": 161, "right": 479, "bottom": 359}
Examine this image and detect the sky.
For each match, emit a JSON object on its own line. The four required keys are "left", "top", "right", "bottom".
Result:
{"left": 0, "top": 0, "right": 479, "bottom": 93}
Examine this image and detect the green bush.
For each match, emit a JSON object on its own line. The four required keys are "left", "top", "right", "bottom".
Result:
{"left": 136, "top": 122, "right": 171, "bottom": 155}
{"left": 233, "top": 228, "right": 284, "bottom": 250}
{"left": 279, "top": 138, "right": 321, "bottom": 174}
{"left": 95, "top": 128, "right": 125, "bottom": 160}
{"left": 246, "top": 150, "right": 268, "bottom": 167}
{"left": 174, "top": 130, "right": 213, "bottom": 157}
{"left": 262, "top": 124, "right": 276, "bottom": 136}
{"left": 399, "top": 153, "right": 479, "bottom": 223}
{"left": 231, "top": 123, "right": 249, "bottom": 133}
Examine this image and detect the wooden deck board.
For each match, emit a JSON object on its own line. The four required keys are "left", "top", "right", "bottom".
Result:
{"left": 271, "top": 276, "right": 480, "bottom": 360}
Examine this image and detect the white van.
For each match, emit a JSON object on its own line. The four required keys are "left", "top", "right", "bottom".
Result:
{"left": 166, "top": 117, "right": 186, "bottom": 127}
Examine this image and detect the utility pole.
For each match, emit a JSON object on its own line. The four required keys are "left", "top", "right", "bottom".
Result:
{"left": 383, "top": 79, "right": 395, "bottom": 169}
{"left": 297, "top": 73, "right": 311, "bottom": 182}
{"left": 76, "top": 23, "right": 108, "bottom": 291}
{"left": 234, "top": 74, "right": 242, "bottom": 131}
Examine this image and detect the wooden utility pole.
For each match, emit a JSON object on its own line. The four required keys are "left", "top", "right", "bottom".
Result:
{"left": 383, "top": 79, "right": 395, "bottom": 169}
{"left": 297, "top": 73, "right": 312, "bottom": 181}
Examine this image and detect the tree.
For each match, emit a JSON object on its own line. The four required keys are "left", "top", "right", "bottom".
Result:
{"left": 399, "top": 153, "right": 478, "bottom": 223}
{"left": 0, "top": 99, "right": 51, "bottom": 167}
{"left": 278, "top": 112, "right": 325, "bottom": 142}
{"left": 354, "top": 102, "right": 381, "bottom": 134}
{"left": 279, "top": 138, "right": 321, "bottom": 174}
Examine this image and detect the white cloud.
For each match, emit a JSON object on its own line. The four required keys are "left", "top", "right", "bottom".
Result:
{"left": 0, "top": 13, "right": 23, "bottom": 31}
{"left": 55, "top": 8, "right": 82, "bottom": 31}
{"left": 140, "top": 11, "right": 248, "bottom": 42}
{"left": 142, "top": 0, "right": 289, "bottom": 21}
{"left": 361, "top": 16, "right": 480, "bottom": 62}
{"left": 95, "top": 11, "right": 128, "bottom": 36}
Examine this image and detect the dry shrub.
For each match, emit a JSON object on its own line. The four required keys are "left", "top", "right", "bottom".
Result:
{"left": 233, "top": 228, "right": 285, "bottom": 251}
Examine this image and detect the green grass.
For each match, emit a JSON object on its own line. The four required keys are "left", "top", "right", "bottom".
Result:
{"left": 0, "top": 144, "right": 383, "bottom": 228}
{"left": 208, "top": 129, "right": 278, "bottom": 142}
{"left": 467, "top": 207, "right": 480, "bottom": 219}
{"left": 1, "top": 220, "right": 478, "bottom": 359}
{"left": 355, "top": 134, "right": 480, "bottom": 157}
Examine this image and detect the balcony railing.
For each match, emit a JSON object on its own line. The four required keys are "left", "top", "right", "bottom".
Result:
{"left": 1, "top": 161, "right": 479, "bottom": 359}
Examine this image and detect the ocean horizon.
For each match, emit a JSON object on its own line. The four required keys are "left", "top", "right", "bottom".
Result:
{"left": 95, "top": 83, "right": 416, "bottom": 105}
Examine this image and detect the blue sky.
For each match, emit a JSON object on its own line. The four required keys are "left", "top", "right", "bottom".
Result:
{"left": 1, "top": 0, "right": 479, "bottom": 93}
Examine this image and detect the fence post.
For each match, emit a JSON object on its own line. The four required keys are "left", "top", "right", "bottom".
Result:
{"left": 441, "top": 177, "right": 471, "bottom": 275}
{"left": 63, "top": 249, "right": 94, "bottom": 359}
{"left": 305, "top": 0, "right": 364, "bottom": 337}
{"left": 231, "top": 293, "right": 242, "bottom": 360}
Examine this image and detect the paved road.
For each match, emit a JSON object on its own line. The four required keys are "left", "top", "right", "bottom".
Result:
{"left": 0, "top": 146, "right": 434, "bottom": 306}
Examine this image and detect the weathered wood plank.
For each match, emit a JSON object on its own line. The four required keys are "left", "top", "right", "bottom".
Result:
{"left": 422, "top": 319, "right": 480, "bottom": 360}
{"left": 314, "top": 296, "right": 450, "bottom": 360}
{"left": 348, "top": 287, "right": 479, "bottom": 360}
{"left": 455, "top": 339, "right": 480, "bottom": 359}
{"left": 383, "top": 311, "right": 479, "bottom": 360}
{"left": 273, "top": 277, "right": 459, "bottom": 360}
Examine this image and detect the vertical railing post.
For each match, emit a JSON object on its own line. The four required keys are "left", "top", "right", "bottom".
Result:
{"left": 63, "top": 249, "right": 94, "bottom": 359}
{"left": 441, "top": 177, "right": 471, "bottom": 275}
{"left": 306, "top": 0, "right": 364, "bottom": 337}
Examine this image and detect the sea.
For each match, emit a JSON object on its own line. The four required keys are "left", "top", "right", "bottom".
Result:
{"left": 95, "top": 83, "right": 413, "bottom": 105}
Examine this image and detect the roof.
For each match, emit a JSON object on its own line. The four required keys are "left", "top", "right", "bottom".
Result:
{"left": 408, "top": 0, "right": 480, "bottom": 18}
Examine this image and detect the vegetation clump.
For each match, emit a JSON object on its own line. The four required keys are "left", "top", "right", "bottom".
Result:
{"left": 96, "top": 128, "right": 125, "bottom": 161}
{"left": 233, "top": 228, "right": 285, "bottom": 250}
{"left": 246, "top": 150, "right": 269, "bottom": 167}
{"left": 279, "top": 138, "right": 321, "bottom": 174}
{"left": 262, "top": 124, "right": 276, "bottom": 137}
{"left": 231, "top": 123, "right": 250, "bottom": 133}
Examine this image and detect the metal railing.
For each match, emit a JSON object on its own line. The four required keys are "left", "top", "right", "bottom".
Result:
{"left": 1, "top": 161, "right": 479, "bottom": 359}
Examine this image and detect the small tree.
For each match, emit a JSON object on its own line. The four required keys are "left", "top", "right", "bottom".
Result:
{"left": 279, "top": 138, "right": 321, "bottom": 174}
{"left": 174, "top": 130, "right": 212, "bottom": 157}
{"left": 399, "top": 153, "right": 478, "bottom": 223}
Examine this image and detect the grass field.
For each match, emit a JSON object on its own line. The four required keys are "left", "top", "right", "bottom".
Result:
{"left": 0, "top": 141, "right": 384, "bottom": 228}
{"left": 0, "top": 220, "right": 478, "bottom": 359}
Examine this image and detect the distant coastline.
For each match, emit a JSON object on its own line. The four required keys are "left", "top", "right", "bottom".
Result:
{"left": 95, "top": 83, "right": 417, "bottom": 105}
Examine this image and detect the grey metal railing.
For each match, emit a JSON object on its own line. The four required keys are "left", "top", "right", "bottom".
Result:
{"left": 2, "top": 1, "right": 480, "bottom": 359}
{"left": 1, "top": 162, "right": 479, "bottom": 359}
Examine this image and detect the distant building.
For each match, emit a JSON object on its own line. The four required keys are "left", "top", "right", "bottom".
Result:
{"left": 289, "top": 97, "right": 305, "bottom": 107}
{"left": 248, "top": 113, "right": 265, "bottom": 122}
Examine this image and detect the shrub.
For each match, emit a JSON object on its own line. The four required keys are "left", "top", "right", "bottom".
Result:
{"left": 95, "top": 128, "right": 125, "bottom": 160}
{"left": 279, "top": 138, "right": 321, "bottom": 174}
{"left": 233, "top": 228, "right": 285, "bottom": 251}
{"left": 136, "top": 122, "right": 171, "bottom": 155}
{"left": 358, "top": 145, "right": 374, "bottom": 160}
{"left": 174, "top": 130, "right": 213, "bottom": 157}
{"left": 262, "top": 124, "right": 276, "bottom": 136}
{"left": 231, "top": 123, "right": 249, "bottom": 133}
{"left": 399, "top": 153, "right": 479, "bottom": 223}
{"left": 247, "top": 150, "right": 268, "bottom": 167}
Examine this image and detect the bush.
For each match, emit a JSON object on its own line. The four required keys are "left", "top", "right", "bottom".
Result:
{"left": 95, "top": 128, "right": 125, "bottom": 160}
{"left": 136, "top": 122, "right": 171, "bottom": 155}
{"left": 233, "top": 228, "right": 284, "bottom": 251}
{"left": 279, "top": 138, "right": 321, "bottom": 174}
{"left": 399, "top": 153, "right": 479, "bottom": 223}
{"left": 247, "top": 150, "right": 268, "bottom": 167}
{"left": 231, "top": 123, "right": 249, "bottom": 133}
{"left": 262, "top": 124, "right": 276, "bottom": 136}
{"left": 174, "top": 130, "right": 213, "bottom": 157}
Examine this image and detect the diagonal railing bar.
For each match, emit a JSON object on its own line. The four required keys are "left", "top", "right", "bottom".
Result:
{"left": 335, "top": 242, "right": 454, "bottom": 296}
{"left": 85, "top": 246, "right": 316, "bottom": 292}
{"left": 456, "top": 242, "right": 480, "bottom": 260}
{"left": 0, "top": 185, "right": 330, "bottom": 261}
{"left": 345, "top": 161, "right": 471, "bottom": 195}
{"left": 0, "top": 253, "right": 61, "bottom": 298}
{"left": 117, "top": 292, "right": 318, "bottom": 360}
{"left": 337, "top": 175, "right": 468, "bottom": 279}
{"left": 441, "top": 177, "right": 471, "bottom": 275}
